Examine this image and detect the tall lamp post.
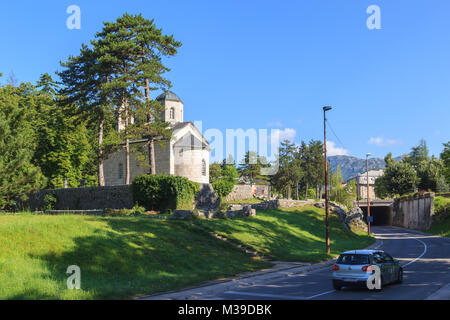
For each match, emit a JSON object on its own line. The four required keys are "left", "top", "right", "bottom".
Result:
{"left": 323, "top": 106, "right": 332, "bottom": 254}
{"left": 366, "top": 153, "right": 372, "bottom": 235}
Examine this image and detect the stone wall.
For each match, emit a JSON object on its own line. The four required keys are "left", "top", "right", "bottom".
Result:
{"left": 26, "top": 185, "right": 134, "bottom": 211}
{"left": 195, "top": 183, "right": 219, "bottom": 209}
{"left": 103, "top": 144, "right": 149, "bottom": 186}
{"left": 392, "top": 193, "right": 435, "bottom": 230}
{"left": 225, "top": 184, "right": 271, "bottom": 202}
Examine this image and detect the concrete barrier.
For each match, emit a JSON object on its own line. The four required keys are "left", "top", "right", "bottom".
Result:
{"left": 392, "top": 193, "right": 435, "bottom": 230}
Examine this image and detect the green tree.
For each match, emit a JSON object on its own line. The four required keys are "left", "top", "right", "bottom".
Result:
{"left": 94, "top": 14, "right": 181, "bottom": 180}
{"left": 59, "top": 44, "right": 116, "bottom": 186}
{"left": 375, "top": 157, "right": 419, "bottom": 197}
{"left": 238, "top": 151, "right": 270, "bottom": 185}
{"left": 209, "top": 162, "right": 222, "bottom": 184}
{"left": 0, "top": 84, "right": 46, "bottom": 208}
{"left": 440, "top": 141, "right": 450, "bottom": 184}
{"left": 33, "top": 74, "right": 96, "bottom": 188}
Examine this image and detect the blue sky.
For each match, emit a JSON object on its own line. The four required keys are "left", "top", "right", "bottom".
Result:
{"left": 1, "top": 0, "right": 449, "bottom": 161}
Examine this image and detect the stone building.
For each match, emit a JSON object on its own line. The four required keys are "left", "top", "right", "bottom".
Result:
{"left": 354, "top": 169, "right": 384, "bottom": 200}
{"left": 104, "top": 90, "right": 211, "bottom": 185}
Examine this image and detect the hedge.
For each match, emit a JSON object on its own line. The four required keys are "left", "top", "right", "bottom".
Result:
{"left": 212, "top": 179, "right": 235, "bottom": 199}
{"left": 131, "top": 175, "right": 200, "bottom": 211}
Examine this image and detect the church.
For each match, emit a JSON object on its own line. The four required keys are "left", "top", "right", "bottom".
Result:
{"left": 103, "top": 91, "right": 211, "bottom": 185}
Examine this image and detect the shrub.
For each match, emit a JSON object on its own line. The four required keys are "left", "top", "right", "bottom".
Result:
{"left": 434, "top": 196, "right": 450, "bottom": 221}
{"left": 105, "top": 204, "right": 147, "bottom": 217}
{"left": 43, "top": 193, "right": 58, "bottom": 211}
{"left": 132, "top": 175, "right": 200, "bottom": 211}
{"left": 212, "top": 179, "right": 235, "bottom": 199}
{"left": 306, "top": 189, "right": 316, "bottom": 200}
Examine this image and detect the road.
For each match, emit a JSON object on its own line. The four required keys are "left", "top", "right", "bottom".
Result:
{"left": 209, "top": 226, "right": 450, "bottom": 300}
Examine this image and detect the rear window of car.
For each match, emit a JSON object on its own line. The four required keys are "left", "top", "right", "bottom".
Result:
{"left": 337, "top": 254, "right": 369, "bottom": 265}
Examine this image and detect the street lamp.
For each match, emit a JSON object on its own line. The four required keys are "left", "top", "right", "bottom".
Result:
{"left": 323, "top": 106, "right": 332, "bottom": 254}
{"left": 366, "top": 153, "right": 372, "bottom": 235}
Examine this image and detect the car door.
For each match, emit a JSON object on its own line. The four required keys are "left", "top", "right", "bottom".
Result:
{"left": 381, "top": 252, "right": 395, "bottom": 283}
{"left": 372, "top": 252, "right": 389, "bottom": 284}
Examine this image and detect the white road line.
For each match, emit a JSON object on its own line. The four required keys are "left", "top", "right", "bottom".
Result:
{"left": 224, "top": 291, "right": 305, "bottom": 300}
{"left": 402, "top": 237, "right": 427, "bottom": 268}
{"left": 304, "top": 290, "right": 336, "bottom": 300}
{"left": 305, "top": 232, "right": 428, "bottom": 300}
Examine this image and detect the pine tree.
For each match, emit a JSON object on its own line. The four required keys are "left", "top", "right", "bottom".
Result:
{"left": 0, "top": 85, "right": 46, "bottom": 209}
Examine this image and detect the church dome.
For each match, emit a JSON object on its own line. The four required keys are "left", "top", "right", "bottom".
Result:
{"left": 156, "top": 90, "right": 183, "bottom": 103}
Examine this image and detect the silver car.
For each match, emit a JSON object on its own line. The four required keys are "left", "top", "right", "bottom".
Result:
{"left": 331, "top": 250, "right": 403, "bottom": 291}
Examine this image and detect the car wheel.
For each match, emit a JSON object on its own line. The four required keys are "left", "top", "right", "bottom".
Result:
{"left": 332, "top": 281, "right": 342, "bottom": 291}
{"left": 396, "top": 269, "right": 403, "bottom": 284}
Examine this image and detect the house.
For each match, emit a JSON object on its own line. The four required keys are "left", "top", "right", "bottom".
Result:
{"left": 353, "top": 169, "right": 384, "bottom": 199}
{"left": 103, "top": 90, "right": 211, "bottom": 185}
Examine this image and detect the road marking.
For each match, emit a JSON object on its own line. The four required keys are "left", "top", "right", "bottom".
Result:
{"left": 224, "top": 291, "right": 305, "bottom": 300}
{"left": 304, "top": 290, "right": 336, "bottom": 300}
{"left": 304, "top": 232, "right": 428, "bottom": 300}
{"left": 402, "top": 237, "right": 427, "bottom": 268}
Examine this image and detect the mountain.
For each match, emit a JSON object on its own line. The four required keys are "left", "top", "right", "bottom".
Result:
{"left": 328, "top": 155, "right": 403, "bottom": 181}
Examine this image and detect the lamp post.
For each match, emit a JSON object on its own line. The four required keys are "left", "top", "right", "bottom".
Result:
{"left": 366, "top": 153, "right": 372, "bottom": 235}
{"left": 323, "top": 106, "right": 332, "bottom": 254}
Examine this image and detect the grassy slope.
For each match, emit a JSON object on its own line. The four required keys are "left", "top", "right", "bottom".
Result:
{"left": 0, "top": 214, "right": 270, "bottom": 300}
{"left": 195, "top": 206, "right": 375, "bottom": 263}
{"left": 428, "top": 196, "right": 450, "bottom": 237}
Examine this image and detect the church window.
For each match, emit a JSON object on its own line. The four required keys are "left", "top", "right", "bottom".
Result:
{"left": 201, "top": 159, "right": 206, "bottom": 176}
{"left": 170, "top": 107, "right": 175, "bottom": 119}
{"left": 118, "top": 163, "right": 124, "bottom": 180}
{"left": 179, "top": 148, "right": 183, "bottom": 157}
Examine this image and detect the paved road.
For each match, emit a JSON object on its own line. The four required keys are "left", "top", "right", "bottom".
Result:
{"left": 211, "top": 226, "right": 450, "bottom": 300}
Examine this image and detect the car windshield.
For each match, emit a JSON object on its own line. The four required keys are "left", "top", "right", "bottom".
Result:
{"left": 337, "top": 254, "right": 369, "bottom": 265}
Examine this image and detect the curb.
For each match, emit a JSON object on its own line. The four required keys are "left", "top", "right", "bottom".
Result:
{"left": 139, "top": 237, "right": 382, "bottom": 300}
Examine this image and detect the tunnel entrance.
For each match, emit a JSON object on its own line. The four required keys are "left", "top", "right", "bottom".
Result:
{"left": 359, "top": 205, "right": 392, "bottom": 226}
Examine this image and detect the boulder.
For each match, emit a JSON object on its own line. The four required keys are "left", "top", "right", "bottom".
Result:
{"left": 345, "top": 207, "right": 368, "bottom": 233}
{"left": 173, "top": 210, "right": 192, "bottom": 220}
{"left": 243, "top": 205, "right": 257, "bottom": 217}
{"left": 227, "top": 204, "right": 243, "bottom": 212}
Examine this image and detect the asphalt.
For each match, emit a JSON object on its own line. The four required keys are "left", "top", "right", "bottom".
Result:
{"left": 143, "top": 226, "right": 450, "bottom": 300}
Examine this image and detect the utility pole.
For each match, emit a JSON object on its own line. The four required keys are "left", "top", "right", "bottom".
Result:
{"left": 323, "top": 106, "right": 332, "bottom": 254}
{"left": 366, "top": 153, "right": 372, "bottom": 235}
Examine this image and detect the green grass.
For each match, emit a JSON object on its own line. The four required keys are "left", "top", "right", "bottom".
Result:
{"left": 0, "top": 214, "right": 270, "bottom": 300}
{"left": 225, "top": 198, "right": 264, "bottom": 205}
{"left": 195, "top": 206, "right": 375, "bottom": 263}
{"left": 428, "top": 196, "right": 450, "bottom": 237}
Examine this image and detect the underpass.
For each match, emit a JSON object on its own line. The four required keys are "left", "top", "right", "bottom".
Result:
{"left": 357, "top": 200, "right": 394, "bottom": 226}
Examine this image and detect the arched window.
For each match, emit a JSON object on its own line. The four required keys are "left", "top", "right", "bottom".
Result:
{"left": 118, "top": 163, "right": 124, "bottom": 180}
{"left": 201, "top": 159, "right": 206, "bottom": 176}
{"left": 179, "top": 148, "right": 183, "bottom": 157}
{"left": 170, "top": 107, "right": 175, "bottom": 119}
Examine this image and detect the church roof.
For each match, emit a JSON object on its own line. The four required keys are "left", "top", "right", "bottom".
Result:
{"left": 174, "top": 132, "right": 209, "bottom": 150}
{"left": 156, "top": 90, "right": 183, "bottom": 103}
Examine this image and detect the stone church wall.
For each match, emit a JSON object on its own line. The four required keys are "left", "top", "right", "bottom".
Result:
{"left": 174, "top": 148, "right": 209, "bottom": 184}
{"left": 103, "top": 148, "right": 148, "bottom": 186}
{"left": 26, "top": 185, "right": 134, "bottom": 211}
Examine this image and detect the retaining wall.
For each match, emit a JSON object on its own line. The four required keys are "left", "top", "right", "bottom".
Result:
{"left": 392, "top": 193, "right": 435, "bottom": 230}
{"left": 225, "top": 184, "right": 271, "bottom": 202}
{"left": 26, "top": 185, "right": 134, "bottom": 211}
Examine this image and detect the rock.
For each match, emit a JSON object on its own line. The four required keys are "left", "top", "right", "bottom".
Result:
{"left": 173, "top": 210, "right": 192, "bottom": 220}
{"left": 243, "top": 205, "right": 257, "bottom": 217}
{"left": 345, "top": 207, "right": 368, "bottom": 233}
{"left": 227, "top": 204, "right": 243, "bottom": 212}
{"left": 314, "top": 202, "right": 325, "bottom": 208}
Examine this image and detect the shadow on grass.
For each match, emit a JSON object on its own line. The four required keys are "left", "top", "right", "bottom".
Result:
{"left": 18, "top": 217, "right": 269, "bottom": 300}
{"left": 194, "top": 208, "right": 374, "bottom": 262}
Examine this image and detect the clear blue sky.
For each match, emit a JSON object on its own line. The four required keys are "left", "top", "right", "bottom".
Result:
{"left": 1, "top": 0, "right": 449, "bottom": 161}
